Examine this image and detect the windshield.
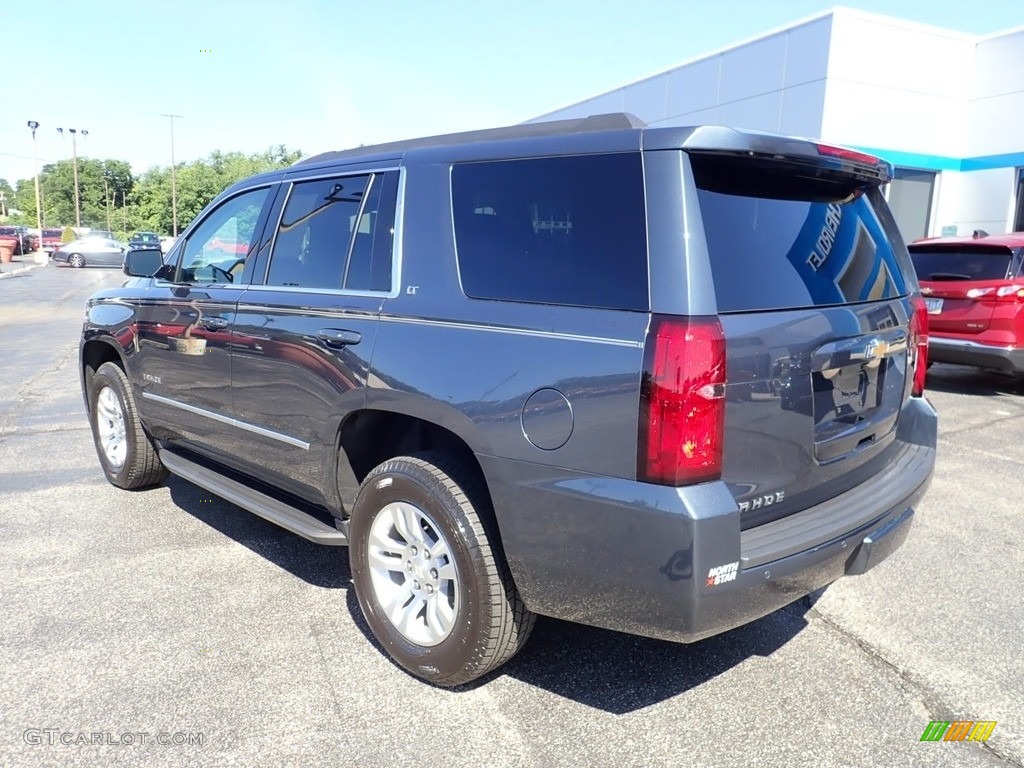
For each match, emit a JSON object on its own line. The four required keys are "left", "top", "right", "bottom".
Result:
{"left": 909, "top": 245, "right": 1018, "bottom": 281}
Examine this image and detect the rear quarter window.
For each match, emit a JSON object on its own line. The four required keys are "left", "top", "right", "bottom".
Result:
{"left": 696, "top": 180, "right": 909, "bottom": 313}
{"left": 451, "top": 153, "right": 649, "bottom": 311}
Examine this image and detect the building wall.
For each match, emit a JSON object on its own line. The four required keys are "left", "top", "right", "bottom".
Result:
{"left": 527, "top": 9, "right": 1024, "bottom": 238}
{"left": 820, "top": 10, "right": 974, "bottom": 157}
{"left": 527, "top": 14, "right": 835, "bottom": 140}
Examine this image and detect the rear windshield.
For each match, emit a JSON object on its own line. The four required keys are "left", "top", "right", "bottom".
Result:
{"left": 908, "top": 246, "right": 1018, "bottom": 281}
{"left": 692, "top": 156, "right": 909, "bottom": 313}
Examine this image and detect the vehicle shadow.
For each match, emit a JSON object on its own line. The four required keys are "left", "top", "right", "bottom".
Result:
{"left": 166, "top": 474, "right": 814, "bottom": 713}
{"left": 341, "top": 587, "right": 812, "bottom": 713}
{"left": 494, "top": 600, "right": 811, "bottom": 713}
{"left": 165, "top": 475, "right": 351, "bottom": 590}
{"left": 924, "top": 363, "right": 1024, "bottom": 396}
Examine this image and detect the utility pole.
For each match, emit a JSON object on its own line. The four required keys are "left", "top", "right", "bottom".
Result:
{"left": 160, "top": 114, "right": 183, "bottom": 237}
{"left": 27, "top": 121, "right": 45, "bottom": 263}
{"left": 57, "top": 126, "right": 88, "bottom": 230}
{"left": 102, "top": 171, "right": 112, "bottom": 231}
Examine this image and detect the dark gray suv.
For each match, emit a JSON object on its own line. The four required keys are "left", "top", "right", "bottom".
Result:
{"left": 80, "top": 113, "right": 937, "bottom": 686}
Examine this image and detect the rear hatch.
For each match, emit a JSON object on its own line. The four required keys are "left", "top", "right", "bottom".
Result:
{"left": 908, "top": 244, "right": 1023, "bottom": 335}
{"left": 686, "top": 143, "right": 923, "bottom": 529}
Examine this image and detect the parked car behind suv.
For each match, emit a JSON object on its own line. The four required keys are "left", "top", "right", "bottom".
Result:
{"left": 129, "top": 231, "right": 162, "bottom": 250}
{"left": 79, "top": 114, "right": 937, "bottom": 686}
{"left": 41, "top": 228, "right": 65, "bottom": 253}
{"left": 909, "top": 232, "right": 1024, "bottom": 376}
{"left": 53, "top": 237, "right": 127, "bottom": 268}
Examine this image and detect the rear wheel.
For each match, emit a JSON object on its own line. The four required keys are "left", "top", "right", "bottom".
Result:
{"left": 69, "top": 253, "right": 85, "bottom": 268}
{"left": 88, "top": 362, "right": 168, "bottom": 489}
{"left": 349, "top": 453, "right": 534, "bottom": 686}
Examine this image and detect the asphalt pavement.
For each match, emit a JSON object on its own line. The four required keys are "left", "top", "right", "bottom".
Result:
{"left": 0, "top": 263, "right": 1021, "bottom": 767}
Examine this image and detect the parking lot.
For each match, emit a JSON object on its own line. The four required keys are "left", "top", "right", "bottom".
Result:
{"left": 1, "top": 264, "right": 1021, "bottom": 767}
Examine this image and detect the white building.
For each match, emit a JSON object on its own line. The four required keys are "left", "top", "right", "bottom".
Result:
{"left": 528, "top": 7, "right": 1024, "bottom": 242}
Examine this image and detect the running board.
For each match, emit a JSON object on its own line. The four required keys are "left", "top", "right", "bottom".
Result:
{"left": 160, "top": 450, "right": 348, "bottom": 546}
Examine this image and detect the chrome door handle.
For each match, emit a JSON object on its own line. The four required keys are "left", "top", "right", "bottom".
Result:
{"left": 199, "top": 316, "right": 229, "bottom": 330}
{"left": 317, "top": 329, "right": 362, "bottom": 347}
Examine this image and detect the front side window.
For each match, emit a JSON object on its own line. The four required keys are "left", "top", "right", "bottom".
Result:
{"left": 177, "top": 187, "right": 270, "bottom": 284}
{"left": 451, "top": 153, "right": 649, "bottom": 311}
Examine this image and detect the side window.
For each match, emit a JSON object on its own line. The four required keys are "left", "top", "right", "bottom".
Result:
{"left": 451, "top": 153, "right": 649, "bottom": 311}
{"left": 265, "top": 175, "right": 369, "bottom": 290}
{"left": 177, "top": 187, "right": 270, "bottom": 284}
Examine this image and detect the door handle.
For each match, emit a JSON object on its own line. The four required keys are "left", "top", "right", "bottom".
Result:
{"left": 317, "top": 329, "right": 362, "bottom": 347}
{"left": 199, "top": 316, "right": 230, "bottom": 330}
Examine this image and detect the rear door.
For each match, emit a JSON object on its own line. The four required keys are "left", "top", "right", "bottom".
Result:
{"left": 909, "top": 244, "right": 1021, "bottom": 334}
{"left": 229, "top": 169, "right": 400, "bottom": 501}
{"left": 685, "top": 150, "right": 919, "bottom": 529}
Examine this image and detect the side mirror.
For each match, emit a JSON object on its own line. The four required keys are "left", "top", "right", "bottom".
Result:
{"left": 123, "top": 247, "right": 166, "bottom": 278}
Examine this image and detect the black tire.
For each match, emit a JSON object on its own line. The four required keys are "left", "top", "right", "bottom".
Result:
{"left": 69, "top": 253, "right": 85, "bottom": 268}
{"left": 88, "top": 361, "right": 168, "bottom": 489}
{"left": 349, "top": 453, "right": 534, "bottom": 687}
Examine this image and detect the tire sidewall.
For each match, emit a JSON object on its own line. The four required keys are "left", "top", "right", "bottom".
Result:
{"left": 349, "top": 462, "right": 489, "bottom": 685}
{"left": 89, "top": 366, "right": 137, "bottom": 488}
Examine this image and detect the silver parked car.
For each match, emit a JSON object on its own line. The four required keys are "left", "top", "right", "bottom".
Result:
{"left": 51, "top": 238, "right": 128, "bottom": 268}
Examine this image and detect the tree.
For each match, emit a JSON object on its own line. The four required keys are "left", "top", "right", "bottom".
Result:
{"left": 8, "top": 144, "right": 302, "bottom": 235}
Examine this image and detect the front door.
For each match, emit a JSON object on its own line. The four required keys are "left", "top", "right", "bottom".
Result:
{"left": 135, "top": 185, "right": 276, "bottom": 463}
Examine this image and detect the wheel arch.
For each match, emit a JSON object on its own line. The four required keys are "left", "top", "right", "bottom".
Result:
{"left": 337, "top": 407, "right": 491, "bottom": 510}
{"left": 334, "top": 404, "right": 514, "bottom": 569}
{"left": 80, "top": 337, "right": 128, "bottom": 414}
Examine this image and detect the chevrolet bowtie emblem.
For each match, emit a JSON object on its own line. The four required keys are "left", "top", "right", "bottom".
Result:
{"left": 864, "top": 339, "right": 890, "bottom": 359}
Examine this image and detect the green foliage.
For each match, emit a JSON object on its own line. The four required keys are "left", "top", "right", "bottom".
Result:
{"left": 9, "top": 145, "right": 302, "bottom": 236}
{"left": 61, "top": 226, "right": 75, "bottom": 243}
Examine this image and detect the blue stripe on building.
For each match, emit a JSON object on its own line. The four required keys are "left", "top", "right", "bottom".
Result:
{"left": 849, "top": 146, "right": 1024, "bottom": 173}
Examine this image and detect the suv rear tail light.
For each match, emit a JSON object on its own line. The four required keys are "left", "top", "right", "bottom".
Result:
{"left": 638, "top": 315, "right": 726, "bottom": 486}
{"left": 909, "top": 297, "right": 929, "bottom": 397}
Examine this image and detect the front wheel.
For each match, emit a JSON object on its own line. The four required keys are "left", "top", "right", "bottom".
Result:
{"left": 69, "top": 253, "right": 85, "bottom": 268}
{"left": 88, "top": 362, "right": 168, "bottom": 489}
{"left": 349, "top": 453, "right": 534, "bottom": 687}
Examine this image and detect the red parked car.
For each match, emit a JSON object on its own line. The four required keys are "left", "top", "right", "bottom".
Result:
{"left": 909, "top": 232, "right": 1024, "bottom": 377}
{"left": 41, "top": 228, "right": 65, "bottom": 253}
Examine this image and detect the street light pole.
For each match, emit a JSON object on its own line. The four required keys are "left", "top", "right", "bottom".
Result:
{"left": 57, "top": 126, "right": 88, "bottom": 230}
{"left": 160, "top": 113, "right": 183, "bottom": 237}
{"left": 27, "top": 121, "right": 45, "bottom": 264}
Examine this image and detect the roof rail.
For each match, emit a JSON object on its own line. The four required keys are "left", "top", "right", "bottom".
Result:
{"left": 294, "top": 112, "right": 647, "bottom": 166}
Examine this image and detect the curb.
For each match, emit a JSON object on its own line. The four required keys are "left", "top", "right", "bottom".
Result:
{"left": 0, "top": 259, "right": 47, "bottom": 280}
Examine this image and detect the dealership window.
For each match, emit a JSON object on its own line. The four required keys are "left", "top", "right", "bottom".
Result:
{"left": 1013, "top": 168, "right": 1024, "bottom": 232}
{"left": 887, "top": 168, "right": 936, "bottom": 242}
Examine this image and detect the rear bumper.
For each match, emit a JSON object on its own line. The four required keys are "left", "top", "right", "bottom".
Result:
{"left": 482, "top": 396, "right": 937, "bottom": 643}
{"left": 929, "top": 336, "right": 1024, "bottom": 373}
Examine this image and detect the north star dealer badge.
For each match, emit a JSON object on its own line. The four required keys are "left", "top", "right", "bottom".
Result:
{"left": 706, "top": 561, "right": 739, "bottom": 587}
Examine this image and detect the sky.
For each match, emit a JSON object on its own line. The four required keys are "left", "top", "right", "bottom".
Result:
{"left": 1, "top": 0, "right": 1022, "bottom": 184}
